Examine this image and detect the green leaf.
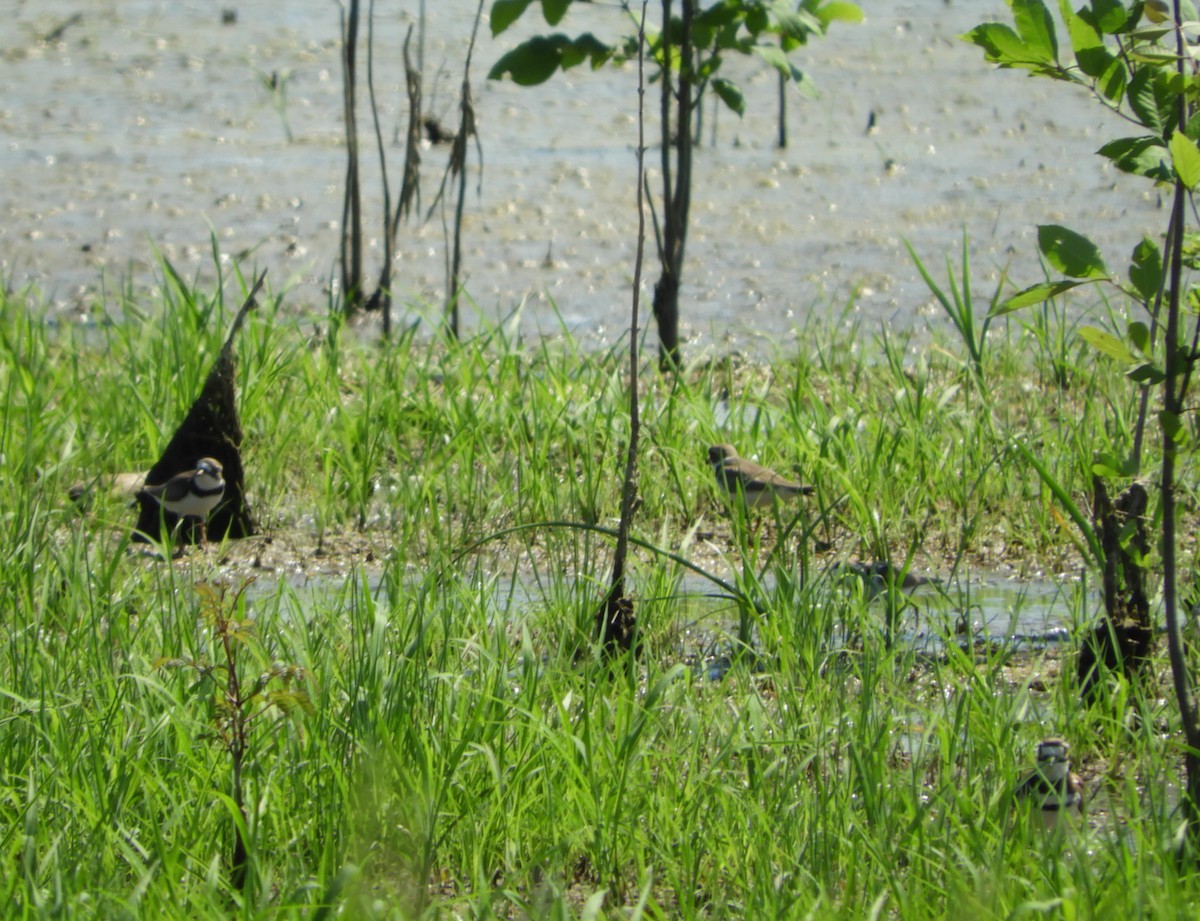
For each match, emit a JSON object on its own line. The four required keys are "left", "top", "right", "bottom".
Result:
{"left": 1181, "top": 232, "right": 1200, "bottom": 270}
{"left": 812, "top": 1, "right": 864, "bottom": 27}
{"left": 712, "top": 77, "right": 747, "bottom": 116}
{"left": 491, "top": 0, "right": 536, "bottom": 36}
{"left": 1038, "top": 225, "right": 1109, "bottom": 279}
{"left": 1078, "top": 325, "right": 1135, "bottom": 362}
{"left": 1127, "top": 67, "right": 1164, "bottom": 135}
{"left": 695, "top": 7, "right": 739, "bottom": 49}
{"left": 1127, "top": 46, "right": 1180, "bottom": 65}
{"left": 1170, "top": 129, "right": 1200, "bottom": 189}
{"left": 1128, "top": 362, "right": 1166, "bottom": 383}
{"left": 1129, "top": 320, "right": 1152, "bottom": 355}
{"left": 1064, "top": 4, "right": 1102, "bottom": 52}
{"left": 488, "top": 33, "right": 613, "bottom": 85}
{"left": 696, "top": 2, "right": 741, "bottom": 31}
{"left": 963, "top": 16, "right": 1065, "bottom": 74}
{"left": 489, "top": 37, "right": 563, "bottom": 84}
{"left": 541, "top": 0, "right": 570, "bottom": 26}
{"left": 559, "top": 32, "right": 612, "bottom": 70}
{"left": 268, "top": 687, "right": 316, "bottom": 717}
{"left": 1129, "top": 26, "right": 1176, "bottom": 43}
{"left": 1088, "top": 0, "right": 1130, "bottom": 33}
{"left": 1075, "top": 42, "right": 1118, "bottom": 79}
{"left": 1172, "top": 339, "right": 1197, "bottom": 368}
{"left": 745, "top": 5, "right": 769, "bottom": 36}
{"left": 1012, "top": 0, "right": 1058, "bottom": 62}
{"left": 994, "top": 279, "right": 1088, "bottom": 314}
{"left": 962, "top": 23, "right": 1031, "bottom": 64}
{"left": 752, "top": 45, "right": 802, "bottom": 80}
{"left": 1129, "top": 236, "right": 1163, "bottom": 301}
{"left": 1098, "top": 135, "right": 1172, "bottom": 180}
{"left": 774, "top": 4, "right": 824, "bottom": 40}
{"left": 1092, "top": 451, "right": 1138, "bottom": 477}
{"left": 1087, "top": 52, "right": 1127, "bottom": 103}
{"left": 1069, "top": 9, "right": 1123, "bottom": 86}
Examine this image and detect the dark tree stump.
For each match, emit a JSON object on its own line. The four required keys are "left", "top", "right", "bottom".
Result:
{"left": 132, "top": 275, "right": 264, "bottom": 545}
{"left": 597, "top": 585, "right": 638, "bottom": 659}
{"left": 1078, "top": 476, "right": 1154, "bottom": 702}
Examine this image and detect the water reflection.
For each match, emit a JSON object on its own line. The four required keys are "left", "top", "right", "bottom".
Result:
{"left": 260, "top": 559, "right": 1094, "bottom": 681}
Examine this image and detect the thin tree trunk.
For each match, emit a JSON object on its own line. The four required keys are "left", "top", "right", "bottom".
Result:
{"left": 1161, "top": 177, "right": 1200, "bottom": 851}
{"left": 597, "top": 1, "right": 649, "bottom": 656}
{"left": 339, "top": 0, "right": 364, "bottom": 313}
{"left": 365, "top": 0, "right": 390, "bottom": 331}
{"left": 443, "top": 0, "right": 484, "bottom": 341}
{"left": 651, "top": 0, "right": 695, "bottom": 370}
{"left": 777, "top": 66, "right": 787, "bottom": 149}
{"left": 1163, "top": 8, "right": 1200, "bottom": 847}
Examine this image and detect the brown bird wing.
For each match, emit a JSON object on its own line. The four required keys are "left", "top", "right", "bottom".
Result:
{"left": 142, "top": 471, "right": 197, "bottom": 504}
{"left": 733, "top": 459, "right": 813, "bottom": 494}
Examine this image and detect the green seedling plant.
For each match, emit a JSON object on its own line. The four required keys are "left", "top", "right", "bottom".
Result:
{"left": 156, "top": 578, "right": 313, "bottom": 895}
{"left": 488, "top": 0, "right": 862, "bottom": 366}
{"left": 965, "top": 0, "right": 1200, "bottom": 841}
{"left": 257, "top": 68, "right": 294, "bottom": 143}
{"left": 906, "top": 234, "right": 1005, "bottom": 397}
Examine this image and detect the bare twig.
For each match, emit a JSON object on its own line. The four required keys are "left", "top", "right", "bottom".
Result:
{"left": 42, "top": 13, "right": 83, "bottom": 44}
{"left": 427, "top": 0, "right": 485, "bottom": 340}
{"left": 394, "top": 26, "right": 423, "bottom": 238}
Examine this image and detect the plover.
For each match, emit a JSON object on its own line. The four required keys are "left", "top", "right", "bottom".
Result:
{"left": 1015, "top": 737, "right": 1084, "bottom": 828}
{"left": 708, "top": 443, "right": 813, "bottom": 509}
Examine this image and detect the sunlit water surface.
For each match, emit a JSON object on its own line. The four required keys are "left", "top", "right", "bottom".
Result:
{"left": 2, "top": 1, "right": 1163, "bottom": 351}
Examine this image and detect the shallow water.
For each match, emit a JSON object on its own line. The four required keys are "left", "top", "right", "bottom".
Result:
{"left": 2, "top": 1, "right": 1163, "bottom": 349}
{"left": 268, "top": 556, "right": 1094, "bottom": 669}
{"left": 674, "top": 567, "right": 1090, "bottom": 654}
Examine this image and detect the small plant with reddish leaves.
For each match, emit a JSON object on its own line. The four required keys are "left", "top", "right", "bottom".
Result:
{"left": 157, "top": 579, "right": 314, "bottom": 894}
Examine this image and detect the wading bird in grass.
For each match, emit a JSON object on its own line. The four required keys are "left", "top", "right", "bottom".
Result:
{"left": 833, "top": 560, "right": 938, "bottom": 600}
{"left": 1015, "top": 737, "right": 1084, "bottom": 829}
{"left": 139, "top": 457, "right": 225, "bottom": 544}
{"left": 708, "top": 443, "right": 813, "bottom": 509}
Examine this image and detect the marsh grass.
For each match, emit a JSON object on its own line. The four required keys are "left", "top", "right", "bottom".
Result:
{"left": 3, "top": 268, "right": 1200, "bottom": 918}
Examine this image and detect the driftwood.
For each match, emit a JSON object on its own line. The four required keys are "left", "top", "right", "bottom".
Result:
{"left": 1078, "top": 476, "right": 1154, "bottom": 702}
{"left": 130, "top": 274, "right": 265, "bottom": 545}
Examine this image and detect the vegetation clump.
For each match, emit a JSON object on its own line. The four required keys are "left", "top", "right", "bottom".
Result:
{"left": 1, "top": 266, "right": 1196, "bottom": 916}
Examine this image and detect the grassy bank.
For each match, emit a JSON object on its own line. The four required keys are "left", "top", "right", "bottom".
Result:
{"left": 1, "top": 273, "right": 1197, "bottom": 918}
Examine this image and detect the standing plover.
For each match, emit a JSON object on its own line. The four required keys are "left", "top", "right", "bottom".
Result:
{"left": 139, "top": 457, "right": 225, "bottom": 543}
{"left": 1015, "top": 737, "right": 1084, "bottom": 828}
{"left": 708, "top": 443, "right": 813, "bottom": 509}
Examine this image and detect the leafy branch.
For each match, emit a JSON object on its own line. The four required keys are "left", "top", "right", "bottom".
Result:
{"left": 966, "top": 0, "right": 1200, "bottom": 850}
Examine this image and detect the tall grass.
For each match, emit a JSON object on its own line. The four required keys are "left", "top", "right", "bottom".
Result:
{"left": 0, "top": 268, "right": 1195, "bottom": 917}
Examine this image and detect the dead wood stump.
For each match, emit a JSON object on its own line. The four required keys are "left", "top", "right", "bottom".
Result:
{"left": 132, "top": 274, "right": 264, "bottom": 545}
{"left": 1078, "top": 476, "right": 1154, "bottom": 703}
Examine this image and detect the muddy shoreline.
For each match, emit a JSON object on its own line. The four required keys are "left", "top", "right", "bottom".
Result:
{"left": 3, "top": 1, "right": 1163, "bottom": 350}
